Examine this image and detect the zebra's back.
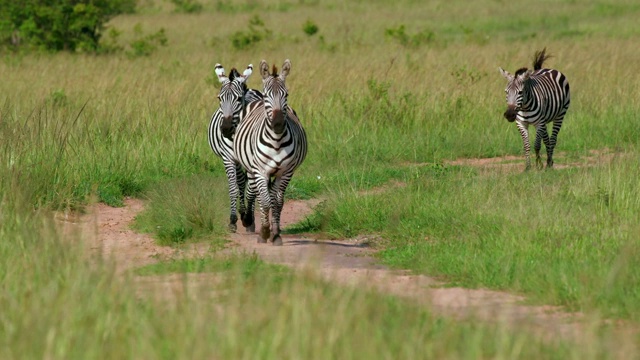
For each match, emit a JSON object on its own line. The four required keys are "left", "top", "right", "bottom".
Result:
{"left": 522, "top": 68, "right": 570, "bottom": 126}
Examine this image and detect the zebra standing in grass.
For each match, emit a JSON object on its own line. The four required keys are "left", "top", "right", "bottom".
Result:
{"left": 499, "top": 48, "right": 571, "bottom": 170}
{"left": 229, "top": 59, "right": 307, "bottom": 245}
{"left": 208, "top": 63, "right": 262, "bottom": 232}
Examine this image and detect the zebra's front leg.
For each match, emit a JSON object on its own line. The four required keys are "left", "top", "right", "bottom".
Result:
{"left": 517, "top": 122, "right": 532, "bottom": 171}
{"left": 269, "top": 175, "right": 291, "bottom": 246}
{"left": 236, "top": 163, "right": 247, "bottom": 226}
{"left": 255, "top": 176, "right": 272, "bottom": 244}
{"left": 224, "top": 161, "right": 239, "bottom": 233}
{"left": 242, "top": 175, "right": 256, "bottom": 233}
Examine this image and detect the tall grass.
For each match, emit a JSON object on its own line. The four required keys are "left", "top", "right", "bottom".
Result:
{"left": 307, "top": 155, "right": 640, "bottom": 320}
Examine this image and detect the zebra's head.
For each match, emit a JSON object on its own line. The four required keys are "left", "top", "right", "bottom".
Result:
{"left": 499, "top": 67, "right": 532, "bottom": 122}
{"left": 216, "top": 63, "right": 253, "bottom": 139}
{"left": 260, "top": 59, "right": 291, "bottom": 135}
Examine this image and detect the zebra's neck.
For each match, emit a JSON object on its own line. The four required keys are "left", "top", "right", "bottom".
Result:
{"left": 521, "top": 80, "right": 538, "bottom": 112}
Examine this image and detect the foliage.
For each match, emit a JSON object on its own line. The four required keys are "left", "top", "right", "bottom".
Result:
{"left": 171, "top": 0, "right": 204, "bottom": 14}
{"left": 126, "top": 24, "right": 168, "bottom": 57}
{"left": 303, "top": 19, "right": 319, "bottom": 36}
{"left": 384, "top": 24, "right": 434, "bottom": 47}
{"left": 0, "top": 0, "right": 136, "bottom": 52}
{"left": 229, "top": 15, "right": 271, "bottom": 50}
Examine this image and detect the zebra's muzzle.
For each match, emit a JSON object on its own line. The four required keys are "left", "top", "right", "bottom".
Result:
{"left": 503, "top": 106, "right": 517, "bottom": 122}
{"left": 221, "top": 115, "right": 235, "bottom": 140}
{"left": 271, "top": 109, "right": 286, "bottom": 134}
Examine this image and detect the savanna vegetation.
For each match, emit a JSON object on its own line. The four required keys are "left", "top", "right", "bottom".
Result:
{"left": 1, "top": 0, "right": 639, "bottom": 358}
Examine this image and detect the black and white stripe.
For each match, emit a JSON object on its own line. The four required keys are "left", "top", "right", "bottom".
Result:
{"left": 208, "top": 63, "right": 262, "bottom": 232}
{"left": 230, "top": 59, "right": 307, "bottom": 245}
{"left": 499, "top": 48, "right": 571, "bottom": 170}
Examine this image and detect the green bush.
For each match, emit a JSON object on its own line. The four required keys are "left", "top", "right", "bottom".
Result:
{"left": 384, "top": 24, "right": 434, "bottom": 48}
{"left": 126, "top": 24, "right": 168, "bottom": 58}
{"left": 0, "top": 0, "right": 136, "bottom": 52}
{"left": 230, "top": 15, "right": 271, "bottom": 50}
{"left": 303, "top": 19, "right": 319, "bottom": 36}
{"left": 171, "top": 0, "right": 203, "bottom": 14}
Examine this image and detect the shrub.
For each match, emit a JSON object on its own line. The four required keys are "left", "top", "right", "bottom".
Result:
{"left": 0, "top": 0, "right": 136, "bottom": 52}
{"left": 384, "top": 24, "right": 434, "bottom": 48}
{"left": 171, "top": 0, "right": 204, "bottom": 14}
{"left": 303, "top": 20, "right": 319, "bottom": 36}
{"left": 126, "top": 24, "right": 168, "bottom": 58}
{"left": 230, "top": 15, "right": 271, "bottom": 50}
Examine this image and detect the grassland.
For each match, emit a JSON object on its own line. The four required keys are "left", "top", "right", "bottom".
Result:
{"left": 1, "top": 0, "right": 640, "bottom": 358}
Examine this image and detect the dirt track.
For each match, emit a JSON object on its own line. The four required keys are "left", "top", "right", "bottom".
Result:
{"left": 58, "top": 197, "right": 591, "bottom": 344}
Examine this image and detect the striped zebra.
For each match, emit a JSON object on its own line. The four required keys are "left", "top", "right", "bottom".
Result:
{"left": 499, "top": 48, "right": 571, "bottom": 170}
{"left": 229, "top": 59, "right": 307, "bottom": 245}
{"left": 208, "top": 63, "right": 262, "bottom": 232}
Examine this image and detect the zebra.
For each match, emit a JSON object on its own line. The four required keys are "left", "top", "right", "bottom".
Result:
{"left": 208, "top": 63, "right": 262, "bottom": 232}
{"left": 499, "top": 48, "right": 571, "bottom": 170}
{"left": 229, "top": 59, "right": 307, "bottom": 245}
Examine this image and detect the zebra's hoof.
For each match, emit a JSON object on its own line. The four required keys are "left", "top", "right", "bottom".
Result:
{"left": 260, "top": 226, "right": 271, "bottom": 242}
{"left": 228, "top": 223, "right": 237, "bottom": 233}
{"left": 245, "top": 224, "right": 255, "bottom": 233}
{"left": 241, "top": 215, "right": 254, "bottom": 228}
{"left": 271, "top": 235, "right": 283, "bottom": 246}
{"left": 257, "top": 236, "right": 267, "bottom": 244}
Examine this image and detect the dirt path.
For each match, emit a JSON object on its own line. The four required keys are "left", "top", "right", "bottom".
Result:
{"left": 58, "top": 196, "right": 593, "bottom": 344}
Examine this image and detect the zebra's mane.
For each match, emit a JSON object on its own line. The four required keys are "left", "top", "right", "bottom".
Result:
{"left": 271, "top": 64, "right": 278, "bottom": 77}
{"left": 229, "top": 68, "right": 241, "bottom": 81}
{"left": 514, "top": 67, "right": 528, "bottom": 76}
{"left": 532, "top": 48, "right": 551, "bottom": 71}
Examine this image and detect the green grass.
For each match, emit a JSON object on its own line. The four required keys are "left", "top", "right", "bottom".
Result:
{"left": 2, "top": 0, "right": 640, "bottom": 357}
{"left": 132, "top": 174, "right": 231, "bottom": 245}
{"left": 134, "top": 252, "right": 291, "bottom": 277}
{"left": 133, "top": 253, "right": 624, "bottom": 359}
{"left": 303, "top": 155, "right": 640, "bottom": 321}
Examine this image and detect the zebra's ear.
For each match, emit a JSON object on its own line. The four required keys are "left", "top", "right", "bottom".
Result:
{"left": 241, "top": 64, "right": 253, "bottom": 81}
{"left": 280, "top": 59, "right": 291, "bottom": 81}
{"left": 260, "top": 60, "right": 270, "bottom": 80}
{"left": 499, "top": 67, "right": 513, "bottom": 81}
{"left": 215, "top": 64, "right": 229, "bottom": 83}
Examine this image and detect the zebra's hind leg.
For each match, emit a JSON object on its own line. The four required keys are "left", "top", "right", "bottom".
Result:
{"left": 546, "top": 119, "right": 564, "bottom": 168}
{"left": 534, "top": 126, "right": 546, "bottom": 170}
{"left": 540, "top": 127, "right": 553, "bottom": 169}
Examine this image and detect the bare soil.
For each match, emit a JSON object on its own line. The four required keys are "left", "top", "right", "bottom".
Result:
{"left": 56, "top": 150, "right": 637, "bottom": 349}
